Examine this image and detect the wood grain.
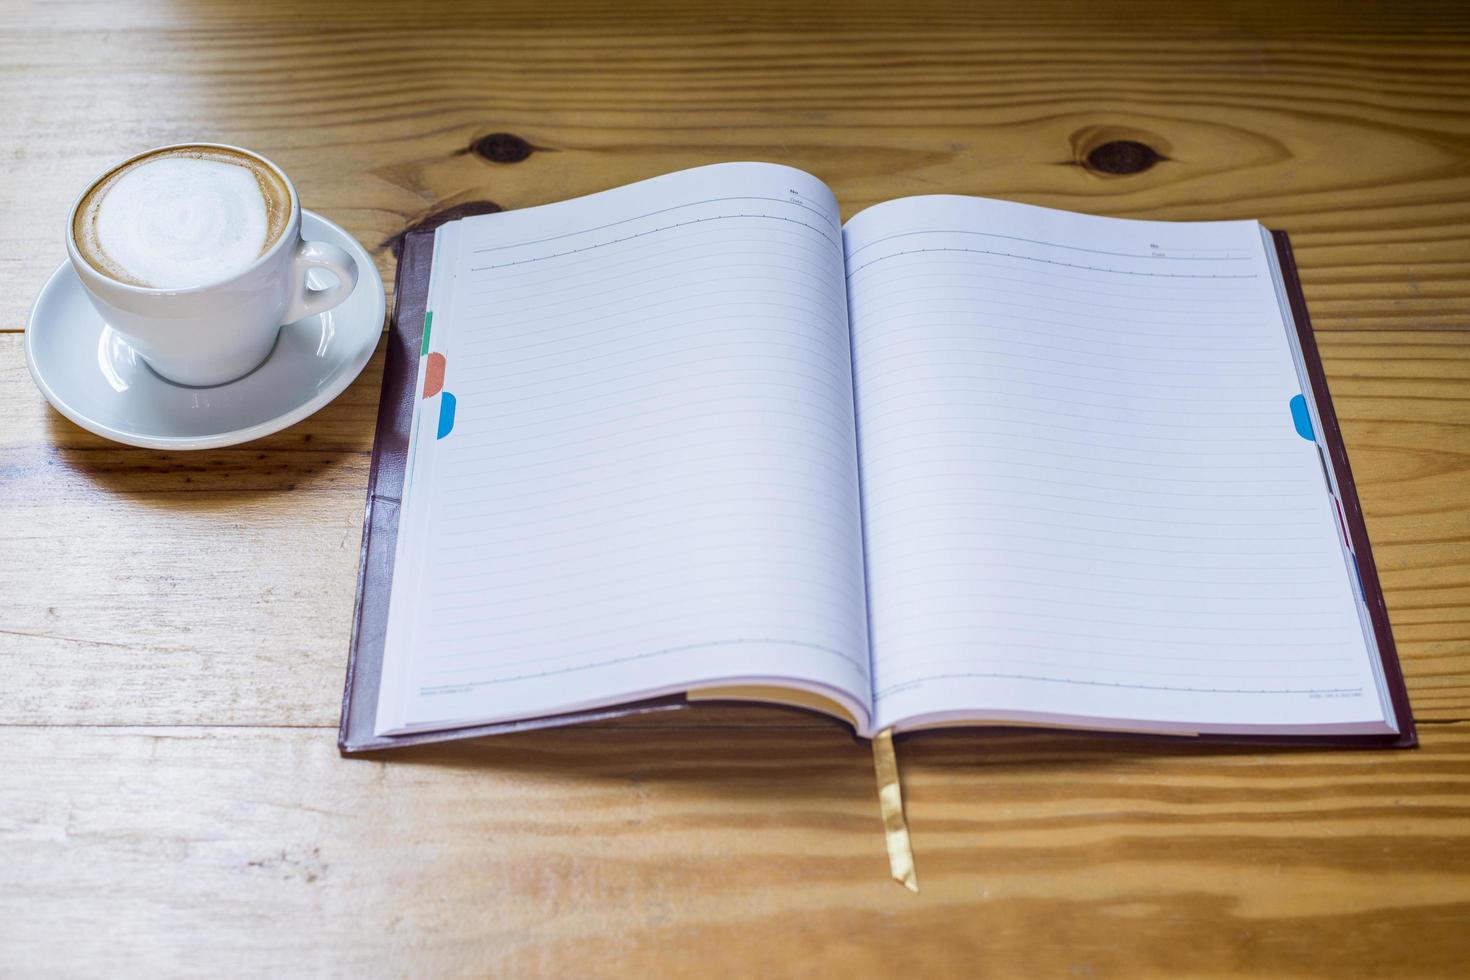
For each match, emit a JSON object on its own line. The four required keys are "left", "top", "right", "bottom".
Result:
{"left": 1, "top": 0, "right": 1469, "bottom": 975}
{"left": 2, "top": 721, "right": 1468, "bottom": 977}
{"left": 4, "top": 1, "right": 1470, "bottom": 333}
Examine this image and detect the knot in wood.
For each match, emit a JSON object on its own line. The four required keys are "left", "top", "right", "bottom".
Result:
{"left": 471, "top": 133, "right": 535, "bottom": 164}
{"left": 1084, "top": 140, "right": 1162, "bottom": 175}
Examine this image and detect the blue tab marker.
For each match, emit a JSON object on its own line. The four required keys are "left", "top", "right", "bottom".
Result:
{"left": 1289, "top": 393, "right": 1315, "bottom": 442}
{"left": 436, "top": 391, "right": 456, "bottom": 439}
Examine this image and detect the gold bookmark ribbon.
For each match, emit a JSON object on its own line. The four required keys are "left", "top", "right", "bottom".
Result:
{"left": 872, "top": 729, "right": 918, "bottom": 892}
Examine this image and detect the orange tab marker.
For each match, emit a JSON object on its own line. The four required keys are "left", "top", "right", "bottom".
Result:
{"left": 423, "top": 352, "right": 446, "bottom": 398}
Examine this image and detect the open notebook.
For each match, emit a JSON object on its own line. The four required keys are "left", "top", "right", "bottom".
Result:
{"left": 339, "top": 163, "right": 1414, "bottom": 753}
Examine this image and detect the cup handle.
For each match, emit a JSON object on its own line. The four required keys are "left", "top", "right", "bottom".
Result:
{"left": 282, "top": 239, "right": 359, "bottom": 324}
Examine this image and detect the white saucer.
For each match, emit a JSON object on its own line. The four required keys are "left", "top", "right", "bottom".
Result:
{"left": 24, "top": 210, "right": 386, "bottom": 450}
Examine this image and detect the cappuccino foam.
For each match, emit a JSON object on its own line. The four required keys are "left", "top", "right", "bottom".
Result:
{"left": 74, "top": 147, "right": 291, "bottom": 289}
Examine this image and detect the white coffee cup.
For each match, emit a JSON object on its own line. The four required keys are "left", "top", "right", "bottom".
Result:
{"left": 66, "top": 142, "right": 359, "bottom": 387}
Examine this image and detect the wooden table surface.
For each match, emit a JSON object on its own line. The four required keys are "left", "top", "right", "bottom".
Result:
{"left": 3, "top": 0, "right": 1469, "bottom": 975}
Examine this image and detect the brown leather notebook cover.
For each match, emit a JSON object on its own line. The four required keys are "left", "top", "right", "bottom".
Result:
{"left": 1269, "top": 231, "right": 1415, "bottom": 749}
{"left": 338, "top": 227, "right": 1415, "bottom": 754}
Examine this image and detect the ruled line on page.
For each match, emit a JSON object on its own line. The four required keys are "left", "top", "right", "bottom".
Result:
{"left": 843, "top": 226, "right": 1255, "bottom": 263}
{"left": 849, "top": 257, "right": 1265, "bottom": 297}
{"left": 847, "top": 246, "right": 1260, "bottom": 279}
{"left": 472, "top": 213, "right": 840, "bottom": 270}
{"left": 873, "top": 673, "right": 1363, "bottom": 700}
{"left": 468, "top": 194, "right": 843, "bottom": 254}
{"left": 463, "top": 256, "right": 849, "bottom": 316}
{"left": 850, "top": 274, "right": 1267, "bottom": 309}
{"left": 465, "top": 236, "right": 844, "bottom": 293}
{"left": 417, "top": 640, "right": 868, "bottom": 689}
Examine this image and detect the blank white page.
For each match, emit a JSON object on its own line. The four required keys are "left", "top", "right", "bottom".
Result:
{"left": 844, "top": 196, "right": 1391, "bottom": 736}
{"left": 375, "top": 164, "right": 872, "bottom": 736}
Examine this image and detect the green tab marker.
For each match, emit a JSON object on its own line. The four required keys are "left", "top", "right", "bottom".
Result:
{"left": 420, "top": 311, "right": 433, "bottom": 356}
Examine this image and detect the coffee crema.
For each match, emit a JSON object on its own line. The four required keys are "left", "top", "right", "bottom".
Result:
{"left": 73, "top": 146, "right": 292, "bottom": 290}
